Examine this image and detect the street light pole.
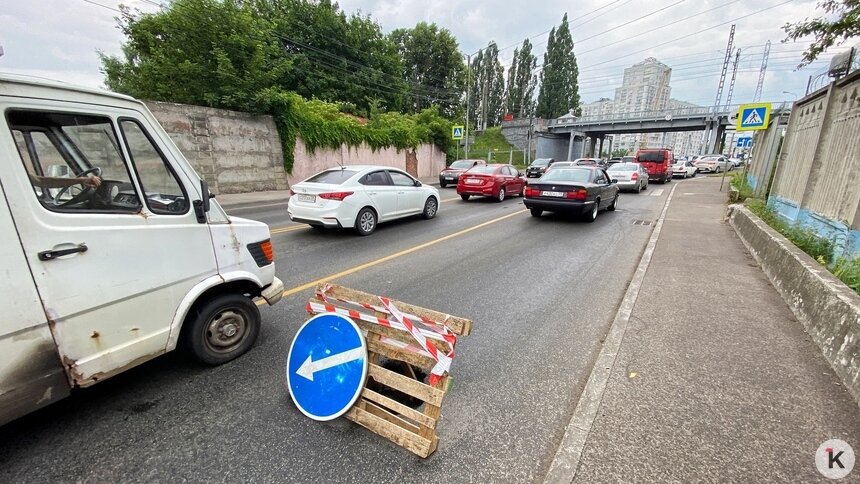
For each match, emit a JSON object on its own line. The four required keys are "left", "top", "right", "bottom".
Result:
{"left": 464, "top": 53, "right": 471, "bottom": 158}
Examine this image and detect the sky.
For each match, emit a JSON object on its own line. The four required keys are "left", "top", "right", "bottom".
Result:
{"left": 1, "top": 0, "right": 855, "bottom": 108}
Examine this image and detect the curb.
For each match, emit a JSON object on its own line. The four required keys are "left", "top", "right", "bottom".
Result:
{"left": 727, "top": 204, "right": 860, "bottom": 405}
{"left": 543, "top": 182, "right": 680, "bottom": 483}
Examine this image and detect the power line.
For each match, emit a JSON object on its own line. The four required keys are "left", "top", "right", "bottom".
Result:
{"left": 81, "top": 0, "right": 121, "bottom": 13}
{"left": 573, "top": 0, "right": 687, "bottom": 45}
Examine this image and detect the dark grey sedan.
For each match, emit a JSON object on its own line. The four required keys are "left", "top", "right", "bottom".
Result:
{"left": 523, "top": 167, "right": 619, "bottom": 222}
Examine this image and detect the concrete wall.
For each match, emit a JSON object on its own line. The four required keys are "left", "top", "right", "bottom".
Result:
{"left": 728, "top": 205, "right": 860, "bottom": 405}
{"left": 146, "top": 101, "right": 287, "bottom": 195}
{"left": 147, "top": 101, "right": 447, "bottom": 194}
{"left": 500, "top": 118, "right": 546, "bottom": 151}
{"left": 288, "top": 141, "right": 445, "bottom": 186}
{"left": 767, "top": 70, "right": 860, "bottom": 257}
{"left": 536, "top": 133, "right": 584, "bottom": 161}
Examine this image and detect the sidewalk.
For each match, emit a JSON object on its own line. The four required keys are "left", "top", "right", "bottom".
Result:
{"left": 557, "top": 177, "right": 860, "bottom": 482}
{"left": 215, "top": 176, "right": 441, "bottom": 210}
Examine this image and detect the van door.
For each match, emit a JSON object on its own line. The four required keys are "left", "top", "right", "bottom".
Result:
{"left": 0, "top": 178, "right": 70, "bottom": 425}
{"left": 0, "top": 103, "right": 218, "bottom": 386}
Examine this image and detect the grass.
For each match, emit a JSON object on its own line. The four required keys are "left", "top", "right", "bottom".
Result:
{"left": 745, "top": 198, "right": 860, "bottom": 295}
{"left": 458, "top": 126, "right": 526, "bottom": 165}
{"left": 729, "top": 171, "right": 755, "bottom": 202}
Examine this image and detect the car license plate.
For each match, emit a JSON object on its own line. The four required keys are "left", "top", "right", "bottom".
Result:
{"left": 445, "top": 176, "right": 453, "bottom": 180}
{"left": 466, "top": 178, "right": 480, "bottom": 185}
{"left": 542, "top": 191, "right": 564, "bottom": 197}
{"left": 297, "top": 194, "right": 316, "bottom": 203}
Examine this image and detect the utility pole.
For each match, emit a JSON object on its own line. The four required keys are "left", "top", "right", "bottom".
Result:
{"left": 702, "top": 24, "right": 735, "bottom": 154}
{"left": 465, "top": 53, "right": 471, "bottom": 158}
{"left": 754, "top": 41, "right": 771, "bottom": 102}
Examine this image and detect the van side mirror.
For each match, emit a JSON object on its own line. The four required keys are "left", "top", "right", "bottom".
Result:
{"left": 193, "top": 179, "right": 211, "bottom": 224}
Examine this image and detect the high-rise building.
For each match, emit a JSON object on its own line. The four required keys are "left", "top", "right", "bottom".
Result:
{"left": 580, "top": 58, "right": 700, "bottom": 156}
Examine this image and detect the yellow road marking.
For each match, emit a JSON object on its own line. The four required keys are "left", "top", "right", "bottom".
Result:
{"left": 260, "top": 208, "right": 527, "bottom": 303}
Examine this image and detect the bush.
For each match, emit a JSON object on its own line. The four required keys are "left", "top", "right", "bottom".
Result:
{"left": 256, "top": 89, "right": 453, "bottom": 173}
{"left": 831, "top": 257, "right": 860, "bottom": 294}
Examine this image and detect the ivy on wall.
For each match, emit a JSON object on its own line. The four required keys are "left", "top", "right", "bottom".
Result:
{"left": 256, "top": 89, "right": 453, "bottom": 173}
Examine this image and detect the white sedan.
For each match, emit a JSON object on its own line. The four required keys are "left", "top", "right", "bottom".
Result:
{"left": 287, "top": 165, "right": 440, "bottom": 236}
{"left": 672, "top": 161, "right": 697, "bottom": 178}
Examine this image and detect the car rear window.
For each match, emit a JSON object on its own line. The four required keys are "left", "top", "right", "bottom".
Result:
{"left": 637, "top": 151, "right": 665, "bottom": 162}
{"left": 541, "top": 168, "right": 591, "bottom": 182}
{"left": 468, "top": 165, "right": 499, "bottom": 174}
{"left": 306, "top": 169, "right": 358, "bottom": 184}
{"left": 608, "top": 163, "right": 637, "bottom": 172}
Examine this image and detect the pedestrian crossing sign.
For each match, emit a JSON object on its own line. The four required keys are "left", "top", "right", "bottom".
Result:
{"left": 452, "top": 125, "right": 464, "bottom": 140}
{"left": 737, "top": 103, "right": 771, "bottom": 131}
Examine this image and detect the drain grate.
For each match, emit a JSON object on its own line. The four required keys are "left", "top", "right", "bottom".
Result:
{"left": 632, "top": 220, "right": 654, "bottom": 226}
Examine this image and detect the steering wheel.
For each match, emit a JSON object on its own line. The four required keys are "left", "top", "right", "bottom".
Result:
{"left": 53, "top": 167, "right": 103, "bottom": 207}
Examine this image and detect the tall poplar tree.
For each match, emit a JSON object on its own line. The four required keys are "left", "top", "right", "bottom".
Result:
{"left": 505, "top": 38, "right": 537, "bottom": 118}
{"left": 468, "top": 42, "right": 505, "bottom": 129}
{"left": 535, "top": 13, "right": 580, "bottom": 119}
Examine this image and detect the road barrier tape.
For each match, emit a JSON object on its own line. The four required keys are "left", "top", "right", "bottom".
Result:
{"left": 305, "top": 301, "right": 450, "bottom": 345}
{"left": 316, "top": 284, "right": 457, "bottom": 346}
{"left": 306, "top": 285, "right": 457, "bottom": 385}
{"left": 379, "top": 296, "right": 453, "bottom": 385}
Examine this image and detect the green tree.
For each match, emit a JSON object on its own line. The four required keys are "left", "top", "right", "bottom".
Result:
{"left": 101, "top": 0, "right": 405, "bottom": 113}
{"left": 536, "top": 13, "right": 581, "bottom": 119}
{"left": 468, "top": 42, "right": 505, "bottom": 129}
{"left": 101, "top": 0, "right": 289, "bottom": 112}
{"left": 389, "top": 22, "right": 465, "bottom": 117}
{"left": 783, "top": 0, "right": 860, "bottom": 67}
{"left": 505, "top": 38, "right": 537, "bottom": 118}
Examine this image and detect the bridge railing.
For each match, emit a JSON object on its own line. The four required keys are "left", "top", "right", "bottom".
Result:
{"left": 548, "top": 104, "right": 748, "bottom": 127}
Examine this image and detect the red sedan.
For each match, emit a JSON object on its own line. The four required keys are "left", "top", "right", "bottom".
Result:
{"left": 456, "top": 164, "right": 526, "bottom": 202}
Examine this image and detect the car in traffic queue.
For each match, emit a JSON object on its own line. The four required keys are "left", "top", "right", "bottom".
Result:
{"left": 607, "top": 162, "right": 649, "bottom": 193}
{"left": 457, "top": 163, "right": 526, "bottom": 202}
{"left": 544, "top": 161, "right": 577, "bottom": 173}
{"left": 526, "top": 158, "right": 555, "bottom": 178}
{"left": 622, "top": 155, "right": 635, "bottom": 164}
{"left": 523, "top": 166, "right": 619, "bottom": 222}
{"left": 287, "top": 166, "right": 440, "bottom": 236}
{"left": 672, "top": 160, "right": 697, "bottom": 178}
{"left": 693, "top": 155, "right": 730, "bottom": 173}
{"left": 439, "top": 159, "right": 486, "bottom": 188}
{"left": 634, "top": 148, "right": 674, "bottom": 183}
{"left": 574, "top": 157, "right": 605, "bottom": 167}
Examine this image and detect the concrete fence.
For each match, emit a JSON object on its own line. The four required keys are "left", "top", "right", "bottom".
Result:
{"left": 764, "top": 70, "right": 860, "bottom": 257}
{"left": 146, "top": 101, "right": 446, "bottom": 194}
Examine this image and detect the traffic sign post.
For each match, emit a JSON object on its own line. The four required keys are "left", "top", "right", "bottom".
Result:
{"left": 736, "top": 103, "right": 771, "bottom": 131}
{"left": 452, "top": 125, "right": 464, "bottom": 140}
{"left": 286, "top": 313, "right": 368, "bottom": 421}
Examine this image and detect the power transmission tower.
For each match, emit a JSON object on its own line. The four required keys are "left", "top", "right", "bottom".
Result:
{"left": 754, "top": 41, "right": 771, "bottom": 102}
{"left": 725, "top": 48, "right": 742, "bottom": 109}
{"left": 702, "top": 24, "right": 735, "bottom": 153}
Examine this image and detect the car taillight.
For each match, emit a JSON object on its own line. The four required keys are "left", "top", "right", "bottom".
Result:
{"left": 247, "top": 239, "right": 274, "bottom": 267}
{"left": 631, "top": 172, "right": 638, "bottom": 180}
{"left": 565, "top": 189, "right": 587, "bottom": 201}
{"left": 525, "top": 186, "right": 540, "bottom": 197}
{"left": 319, "top": 191, "right": 354, "bottom": 201}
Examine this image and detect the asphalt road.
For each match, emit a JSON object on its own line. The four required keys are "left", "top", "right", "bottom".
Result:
{"left": 0, "top": 182, "right": 679, "bottom": 483}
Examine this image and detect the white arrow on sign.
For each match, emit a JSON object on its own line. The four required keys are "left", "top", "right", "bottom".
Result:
{"left": 295, "top": 347, "right": 365, "bottom": 382}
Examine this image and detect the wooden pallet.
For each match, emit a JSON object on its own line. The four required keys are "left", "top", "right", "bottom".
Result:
{"left": 308, "top": 283, "right": 472, "bottom": 458}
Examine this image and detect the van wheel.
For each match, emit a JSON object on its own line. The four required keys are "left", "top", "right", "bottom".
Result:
{"left": 185, "top": 294, "right": 261, "bottom": 365}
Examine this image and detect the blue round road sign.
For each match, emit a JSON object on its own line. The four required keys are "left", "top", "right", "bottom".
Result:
{"left": 286, "top": 313, "right": 368, "bottom": 421}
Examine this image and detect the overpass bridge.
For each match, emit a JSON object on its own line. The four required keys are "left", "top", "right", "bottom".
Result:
{"left": 536, "top": 102, "right": 788, "bottom": 160}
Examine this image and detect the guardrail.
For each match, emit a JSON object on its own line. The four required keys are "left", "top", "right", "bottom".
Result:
{"left": 547, "top": 104, "right": 748, "bottom": 127}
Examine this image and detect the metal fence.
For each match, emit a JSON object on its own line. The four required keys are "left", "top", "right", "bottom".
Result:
{"left": 548, "top": 104, "right": 746, "bottom": 127}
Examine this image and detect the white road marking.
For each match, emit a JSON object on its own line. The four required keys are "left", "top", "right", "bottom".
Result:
{"left": 650, "top": 188, "right": 665, "bottom": 197}
{"left": 543, "top": 181, "right": 680, "bottom": 483}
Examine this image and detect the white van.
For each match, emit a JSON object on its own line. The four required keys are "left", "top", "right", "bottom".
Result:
{"left": 0, "top": 74, "right": 284, "bottom": 425}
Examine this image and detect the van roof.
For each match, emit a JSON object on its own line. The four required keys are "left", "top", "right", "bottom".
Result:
{"left": 0, "top": 72, "right": 140, "bottom": 105}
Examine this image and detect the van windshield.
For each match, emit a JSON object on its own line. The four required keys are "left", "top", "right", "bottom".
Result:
{"left": 638, "top": 152, "right": 665, "bottom": 162}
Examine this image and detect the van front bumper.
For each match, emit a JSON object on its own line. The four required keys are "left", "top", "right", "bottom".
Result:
{"left": 261, "top": 277, "right": 285, "bottom": 305}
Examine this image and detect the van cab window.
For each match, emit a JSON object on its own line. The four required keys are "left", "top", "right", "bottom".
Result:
{"left": 7, "top": 110, "right": 141, "bottom": 213}
{"left": 119, "top": 120, "right": 188, "bottom": 215}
